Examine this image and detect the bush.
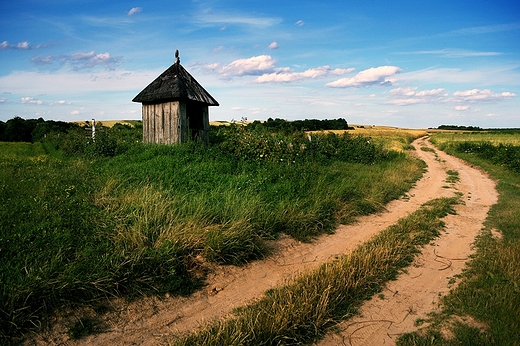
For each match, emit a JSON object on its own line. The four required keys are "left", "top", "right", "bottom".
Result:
{"left": 215, "top": 124, "right": 389, "bottom": 165}
{"left": 455, "top": 142, "right": 520, "bottom": 173}
{"left": 247, "top": 118, "right": 352, "bottom": 133}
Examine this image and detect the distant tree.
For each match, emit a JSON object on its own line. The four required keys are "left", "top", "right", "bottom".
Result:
{"left": 31, "top": 119, "right": 77, "bottom": 142}
{"left": 246, "top": 118, "right": 351, "bottom": 133}
{"left": 0, "top": 116, "right": 82, "bottom": 142}
{"left": 0, "top": 120, "right": 5, "bottom": 141}
{"left": 437, "top": 125, "right": 482, "bottom": 131}
{"left": 3, "top": 116, "right": 33, "bottom": 142}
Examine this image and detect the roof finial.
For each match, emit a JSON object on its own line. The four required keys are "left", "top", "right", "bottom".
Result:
{"left": 175, "top": 49, "right": 180, "bottom": 64}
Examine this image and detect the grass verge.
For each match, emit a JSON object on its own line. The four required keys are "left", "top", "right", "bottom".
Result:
{"left": 170, "top": 197, "right": 460, "bottom": 345}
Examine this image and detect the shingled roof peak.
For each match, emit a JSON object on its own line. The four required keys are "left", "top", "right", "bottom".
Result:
{"left": 132, "top": 51, "right": 218, "bottom": 106}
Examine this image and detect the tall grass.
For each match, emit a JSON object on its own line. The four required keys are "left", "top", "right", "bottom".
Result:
{"left": 1, "top": 128, "right": 424, "bottom": 343}
{"left": 171, "top": 197, "right": 459, "bottom": 346}
{"left": 398, "top": 132, "right": 520, "bottom": 346}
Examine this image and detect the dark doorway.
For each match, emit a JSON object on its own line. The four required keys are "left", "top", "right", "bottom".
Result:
{"left": 186, "top": 102, "right": 204, "bottom": 140}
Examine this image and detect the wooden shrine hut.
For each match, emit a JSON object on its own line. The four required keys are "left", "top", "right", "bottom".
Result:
{"left": 132, "top": 51, "right": 219, "bottom": 144}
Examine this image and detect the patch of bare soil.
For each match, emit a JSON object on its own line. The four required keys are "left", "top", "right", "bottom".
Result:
{"left": 25, "top": 137, "right": 497, "bottom": 346}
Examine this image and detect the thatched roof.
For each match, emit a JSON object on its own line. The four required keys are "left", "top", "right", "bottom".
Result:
{"left": 132, "top": 58, "right": 219, "bottom": 106}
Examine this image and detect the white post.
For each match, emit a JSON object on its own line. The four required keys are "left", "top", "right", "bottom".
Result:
{"left": 92, "top": 119, "right": 96, "bottom": 142}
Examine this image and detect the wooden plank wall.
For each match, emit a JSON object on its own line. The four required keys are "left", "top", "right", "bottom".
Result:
{"left": 142, "top": 101, "right": 184, "bottom": 144}
{"left": 179, "top": 102, "right": 187, "bottom": 143}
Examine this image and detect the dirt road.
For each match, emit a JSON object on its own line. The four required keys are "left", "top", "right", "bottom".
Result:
{"left": 318, "top": 137, "right": 497, "bottom": 345}
{"left": 28, "top": 137, "right": 497, "bottom": 345}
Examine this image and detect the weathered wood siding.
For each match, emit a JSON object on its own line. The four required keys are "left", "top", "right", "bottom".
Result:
{"left": 200, "top": 105, "right": 210, "bottom": 142}
{"left": 142, "top": 101, "right": 189, "bottom": 144}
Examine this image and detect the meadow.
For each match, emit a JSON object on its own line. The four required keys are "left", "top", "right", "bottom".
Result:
{"left": 0, "top": 122, "right": 425, "bottom": 343}
{"left": 171, "top": 129, "right": 520, "bottom": 346}
{"left": 2, "top": 123, "right": 518, "bottom": 345}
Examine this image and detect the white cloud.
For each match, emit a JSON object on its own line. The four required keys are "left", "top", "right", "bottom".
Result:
{"left": 193, "top": 8, "right": 281, "bottom": 27}
{"left": 20, "top": 97, "right": 43, "bottom": 105}
{"left": 253, "top": 66, "right": 354, "bottom": 83}
{"left": 19, "top": 97, "right": 72, "bottom": 106}
{"left": 389, "top": 87, "right": 417, "bottom": 97}
{"left": 453, "top": 89, "right": 516, "bottom": 102}
{"left": 455, "top": 105, "right": 470, "bottom": 111}
{"left": 451, "top": 23, "right": 520, "bottom": 36}
{"left": 390, "top": 87, "right": 446, "bottom": 97}
{"left": 404, "top": 48, "right": 502, "bottom": 58}
{"left": 387, "top": 87, "right": 448, "bottom": 106}
{"left": 399, "top": 66, "right": 520, "bottom": 86}
{"left": 213, "top": 45, "right": 225, "bottom": 53}
{"left": 205, "top": 62, "right": 221, "bottom": 71}
{"left": 127, "top": 7, "right": 142, "bottom": 16}
{"left": 0, "top": 40, "right": 44, "bottom": 50}
{"left": 326, "top": 66, "right": 401, "bottom": 88}
{"left": 0, "top": 69, "right": 161, "bottom": 95}
{"left": 388, "top": 98, "right": 422, "bottom": 106}
{"left": 295, "top": 20, "right": 304, "bottom": 26}
{"left": 16, "top": 42, "right": 30, "bottom": 49}
{"left": 219, "top": 55, "right": 277, "bottom": 77}
{"left": 31, "top": 55, "right": 55, "bottom": 65}
{"left": 31, "top": 51, "right": 122, "bottom": 70}
{"left": 50, "top": 100, "right": 69, "bottom": 106}
{"left": 268, "top": 41, "right": 279, "bottom": 50}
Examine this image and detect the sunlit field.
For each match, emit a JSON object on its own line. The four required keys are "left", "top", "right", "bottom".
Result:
{"left": 310, "top": 125, "right": 428, "bottom": 152}
{"left": 430, "top": 130, "right": 520, "bottom": 147}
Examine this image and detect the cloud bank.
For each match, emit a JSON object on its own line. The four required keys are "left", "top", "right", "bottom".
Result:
{"left": 205, "top": 55, "right": 353, "bottom": 83}
{"left": 388, "top": 87, "right": 447, "bottom": 106}
{"left": 31, "top": 51, "right": 122, "bottom": 70}
{"left": 326, "top": 66, "right": 401, "bottom": 88}
{"left": 219, "top": 55, "right": 277, "bottom": 77}
{"left": 0, "top": 41, "right": 45, "bottom": 50}
{"left": 453, "top": 89, "right": 516, "bottom": 102}
{"left": 254, "top": 66, "right": 354, "bottom": 83}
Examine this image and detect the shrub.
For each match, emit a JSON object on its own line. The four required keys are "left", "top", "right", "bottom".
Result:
{"left": 455, "top": 142, "right": 520, "bottom": 173}
{"left": 215, "top": 124, "right": 389, "bottom": 165}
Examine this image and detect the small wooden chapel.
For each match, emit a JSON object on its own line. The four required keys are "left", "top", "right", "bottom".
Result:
{"left": 132, "top": 51, "right": 219, "bottom": 144}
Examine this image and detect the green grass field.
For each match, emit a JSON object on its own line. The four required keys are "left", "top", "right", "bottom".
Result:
{"left": 2, "top": 126, "right": 519, "bottom": 345}
{"left": 0, "top": 128, "right": 425, "bottom": 344}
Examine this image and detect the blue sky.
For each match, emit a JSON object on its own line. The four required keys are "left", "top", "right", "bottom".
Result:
{"left": 1, "top": 0, "right": 519, "bottom": 128}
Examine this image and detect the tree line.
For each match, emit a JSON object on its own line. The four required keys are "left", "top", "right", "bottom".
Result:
{"left": 245, "top": 118, "right": 352, "bottom": 133}
{"left": 0, "top": 116, "right": 79, "bottom": 142}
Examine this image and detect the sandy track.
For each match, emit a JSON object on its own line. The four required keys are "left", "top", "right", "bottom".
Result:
{"left": 28, "top": 137, "right": 497, "bottom": 346}
{"left": 318, "top": 138, "right": 497, "bottom": 345}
